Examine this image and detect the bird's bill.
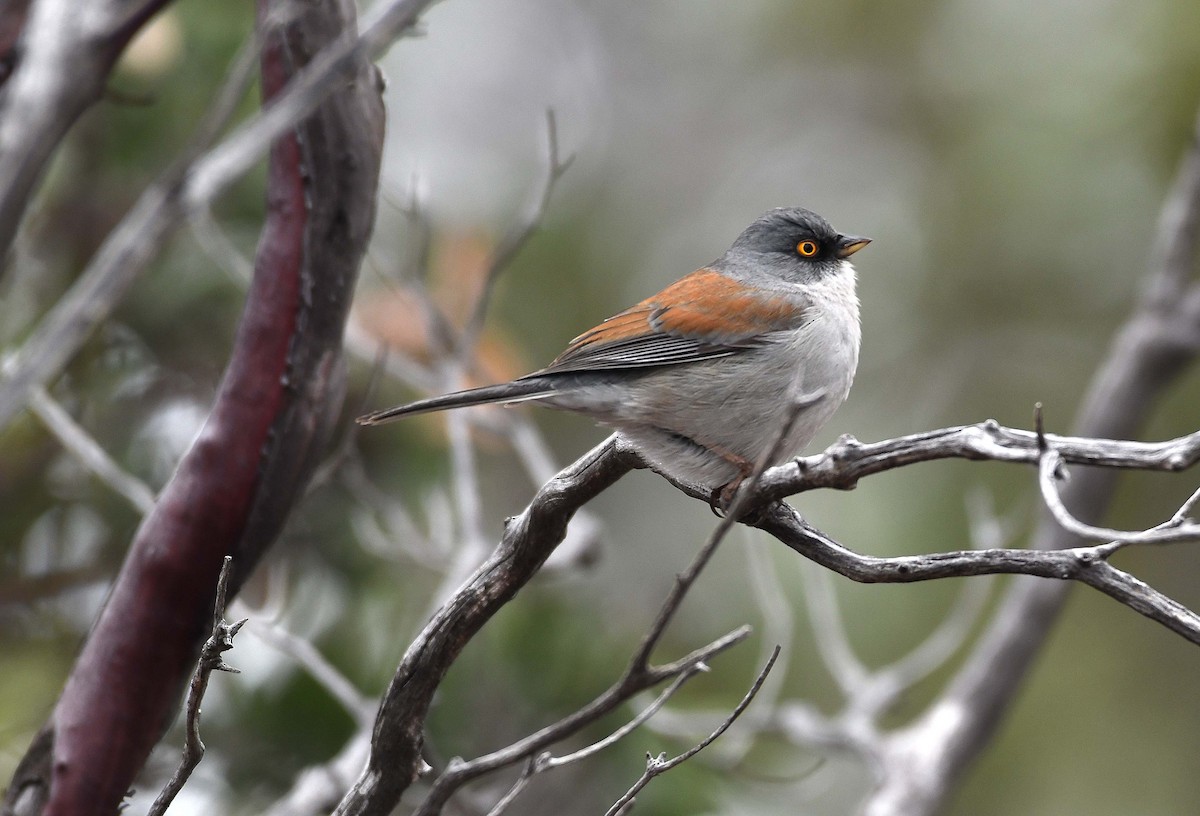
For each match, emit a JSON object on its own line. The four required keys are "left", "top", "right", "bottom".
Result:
{"left": 835, "top": 235, "right": 871, "bottom": 258}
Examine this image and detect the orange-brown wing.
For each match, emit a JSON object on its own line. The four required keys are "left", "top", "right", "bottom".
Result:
{"left": 529, "top": 269, "right": 809, "bottom": 376}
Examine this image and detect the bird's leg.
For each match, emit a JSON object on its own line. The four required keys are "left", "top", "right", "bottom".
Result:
{"left": 708, "top": 450, "right": 756, "bottom": 517}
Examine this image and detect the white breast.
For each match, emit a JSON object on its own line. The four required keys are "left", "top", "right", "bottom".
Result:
{"left": 576, "top": 262, "right": 862, "bottom": 489}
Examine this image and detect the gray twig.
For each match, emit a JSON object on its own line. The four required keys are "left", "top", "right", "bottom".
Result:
{"left": 1037, "top": 446, "right": 1200, "bottom": 547}
{"left": 28, "top": 384, "right": 157, "bottom": 516}
{"left": 479, "top": 666, "right": 709, "bottom": 816}
{"left": 249, "top": 621, "right": 374, "bottom": 729}
{"left": 146, "top": 556, "right": 247, "bottom": 816}
{"left": 459, "top": 108, "right": 574, "bottom": 354}
{"left": 603, "top": 647, "right": 781, "bottom": 816}
{"left": 411, "top": 625, "right": 751, "bottom": 816}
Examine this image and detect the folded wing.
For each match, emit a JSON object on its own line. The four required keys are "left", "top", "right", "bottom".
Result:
{"left": 529, "top": 269, "right": 810, "bottom": 377}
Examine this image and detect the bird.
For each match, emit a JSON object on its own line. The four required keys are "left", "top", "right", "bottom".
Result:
{"left": 358, "top": 207, "right": 869, "bottom": 504}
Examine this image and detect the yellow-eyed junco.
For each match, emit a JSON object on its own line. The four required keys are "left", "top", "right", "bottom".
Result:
{"left": 359, "top": 207, "right": 869, "bottom": 498}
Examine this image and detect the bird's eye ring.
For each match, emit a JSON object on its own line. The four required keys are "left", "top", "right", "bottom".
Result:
{"left": 797, "top": 240, "right": 819, "bottom": 257}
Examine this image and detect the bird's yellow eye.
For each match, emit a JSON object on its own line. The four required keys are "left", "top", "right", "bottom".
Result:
{"left": 797, "top": 240, "right": 819, "bottom": 257}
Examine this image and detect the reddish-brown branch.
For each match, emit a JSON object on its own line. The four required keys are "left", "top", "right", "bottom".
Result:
{"left": 0, "top": 1, "right": 384, "bottom": 814}
{"left": 0, "top": 0, "right": 30, "bottom": 86}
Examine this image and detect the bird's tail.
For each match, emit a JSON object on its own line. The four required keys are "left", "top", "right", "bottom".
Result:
{"left": 356, "top": 377, "right": 558, "bottom": 425}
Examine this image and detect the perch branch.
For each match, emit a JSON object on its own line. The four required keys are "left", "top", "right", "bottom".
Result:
{"left": 857, "top": 101, "right": 1200, "bottom": 816}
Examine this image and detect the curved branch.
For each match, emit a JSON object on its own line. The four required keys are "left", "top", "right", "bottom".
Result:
{"left": 1, "top": 2, "right": 385, "bottom": 813}
{"left": 332, "top": 436, "right": 640, "bottom": 816}
{"left": 750, "top": 504, "right": 1200, "bottom": 644}
{"left": 860, "top": 103, "right": 1200, "bottom": 816}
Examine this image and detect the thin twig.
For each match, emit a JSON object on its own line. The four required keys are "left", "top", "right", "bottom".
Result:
{"left": 1037, "top": 447, "right": 1200, "bottom": 546}
{"left": 249, "top": 621, "right": 374, "bottom": 729}
{"left": 411, "top": 626, "right": 750, "bottom": 816}
{"left": 29, "top": 384, "right": 157, "bottom": 515}
{"left": 459, "top": 108, "right": 574, "bottom": 355}
{"left": 146, "top": 556, "right": 248, "bottom": 816}
{"left": 1170, "top": 485, "right": 1200, "bottom": 525}
{"left": 603, "top": 647, "right": 781, "bottom": 816}
{"left": 800, "top": 563, "right": 868, "bottom": 695}
{"left": 619, "top": 537, "right": 795, "bottom": 768}
{"left": 541, "top": 666, "right": 706, "bottom": 771}
{"left": 479, "top": 663, "right": 713, "bottom": 815}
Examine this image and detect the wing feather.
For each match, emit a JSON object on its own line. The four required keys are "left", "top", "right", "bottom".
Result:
{"left": 527, "top": 269, "right": 809, "bottom": 377}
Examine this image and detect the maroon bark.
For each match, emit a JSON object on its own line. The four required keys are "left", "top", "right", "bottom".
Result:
{"left": 1, "top": 1, "right": 384, "bottom": 813}
{"left": 0, "top": 0, "right": 30, "bottom": 86}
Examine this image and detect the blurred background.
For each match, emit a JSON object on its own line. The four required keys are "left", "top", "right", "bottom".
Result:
{"left": 4, "top": 0, "right": 1200, "bottom": 813}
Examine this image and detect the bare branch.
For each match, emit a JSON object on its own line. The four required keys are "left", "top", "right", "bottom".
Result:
{"left": 248, "top": 621, "right": 374, "bottom": 729}
{"left": 459, "top": 108, "right": 575, "bottom": 353}
{"left": 753, "top": 504, "right": 1200, "bottom": 644}
{"left": 413, "top": 626, "right": 749, "bottom": 816}
{"left": 619, "top": 539, "right": 797, "bottom": 769}
{"left": 540, "top": 668, "right": 705, "bottom": 771}
{"left": 146, "top": 557, "right": 247, "bottom": 816}
{"left": 29, "top": 385, "right": 157, "bottom": 516}
{"left": 466, "top": 656, "right": 725, "bottom": 816}
{"left": 603, "top": 647, "right": 780, "bottom": 816}
{"left": 332, "top": 435, "right": 640, "bottom": 816}
{"left": 1037, "top": 447, "right": 1200, "bottom": 546}
{"left": 851, "top": 104, "right": 1200, "bottom": 816}
{"left": 755, "top": 421, "right": 1200, "bottom": 504}
{"left": 336, "top": 394, "right": 1200, "bottom": 813}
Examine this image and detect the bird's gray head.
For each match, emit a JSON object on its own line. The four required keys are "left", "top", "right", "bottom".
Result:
{"left": 723, "top": 207, "right": 870, "bottom": 284}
